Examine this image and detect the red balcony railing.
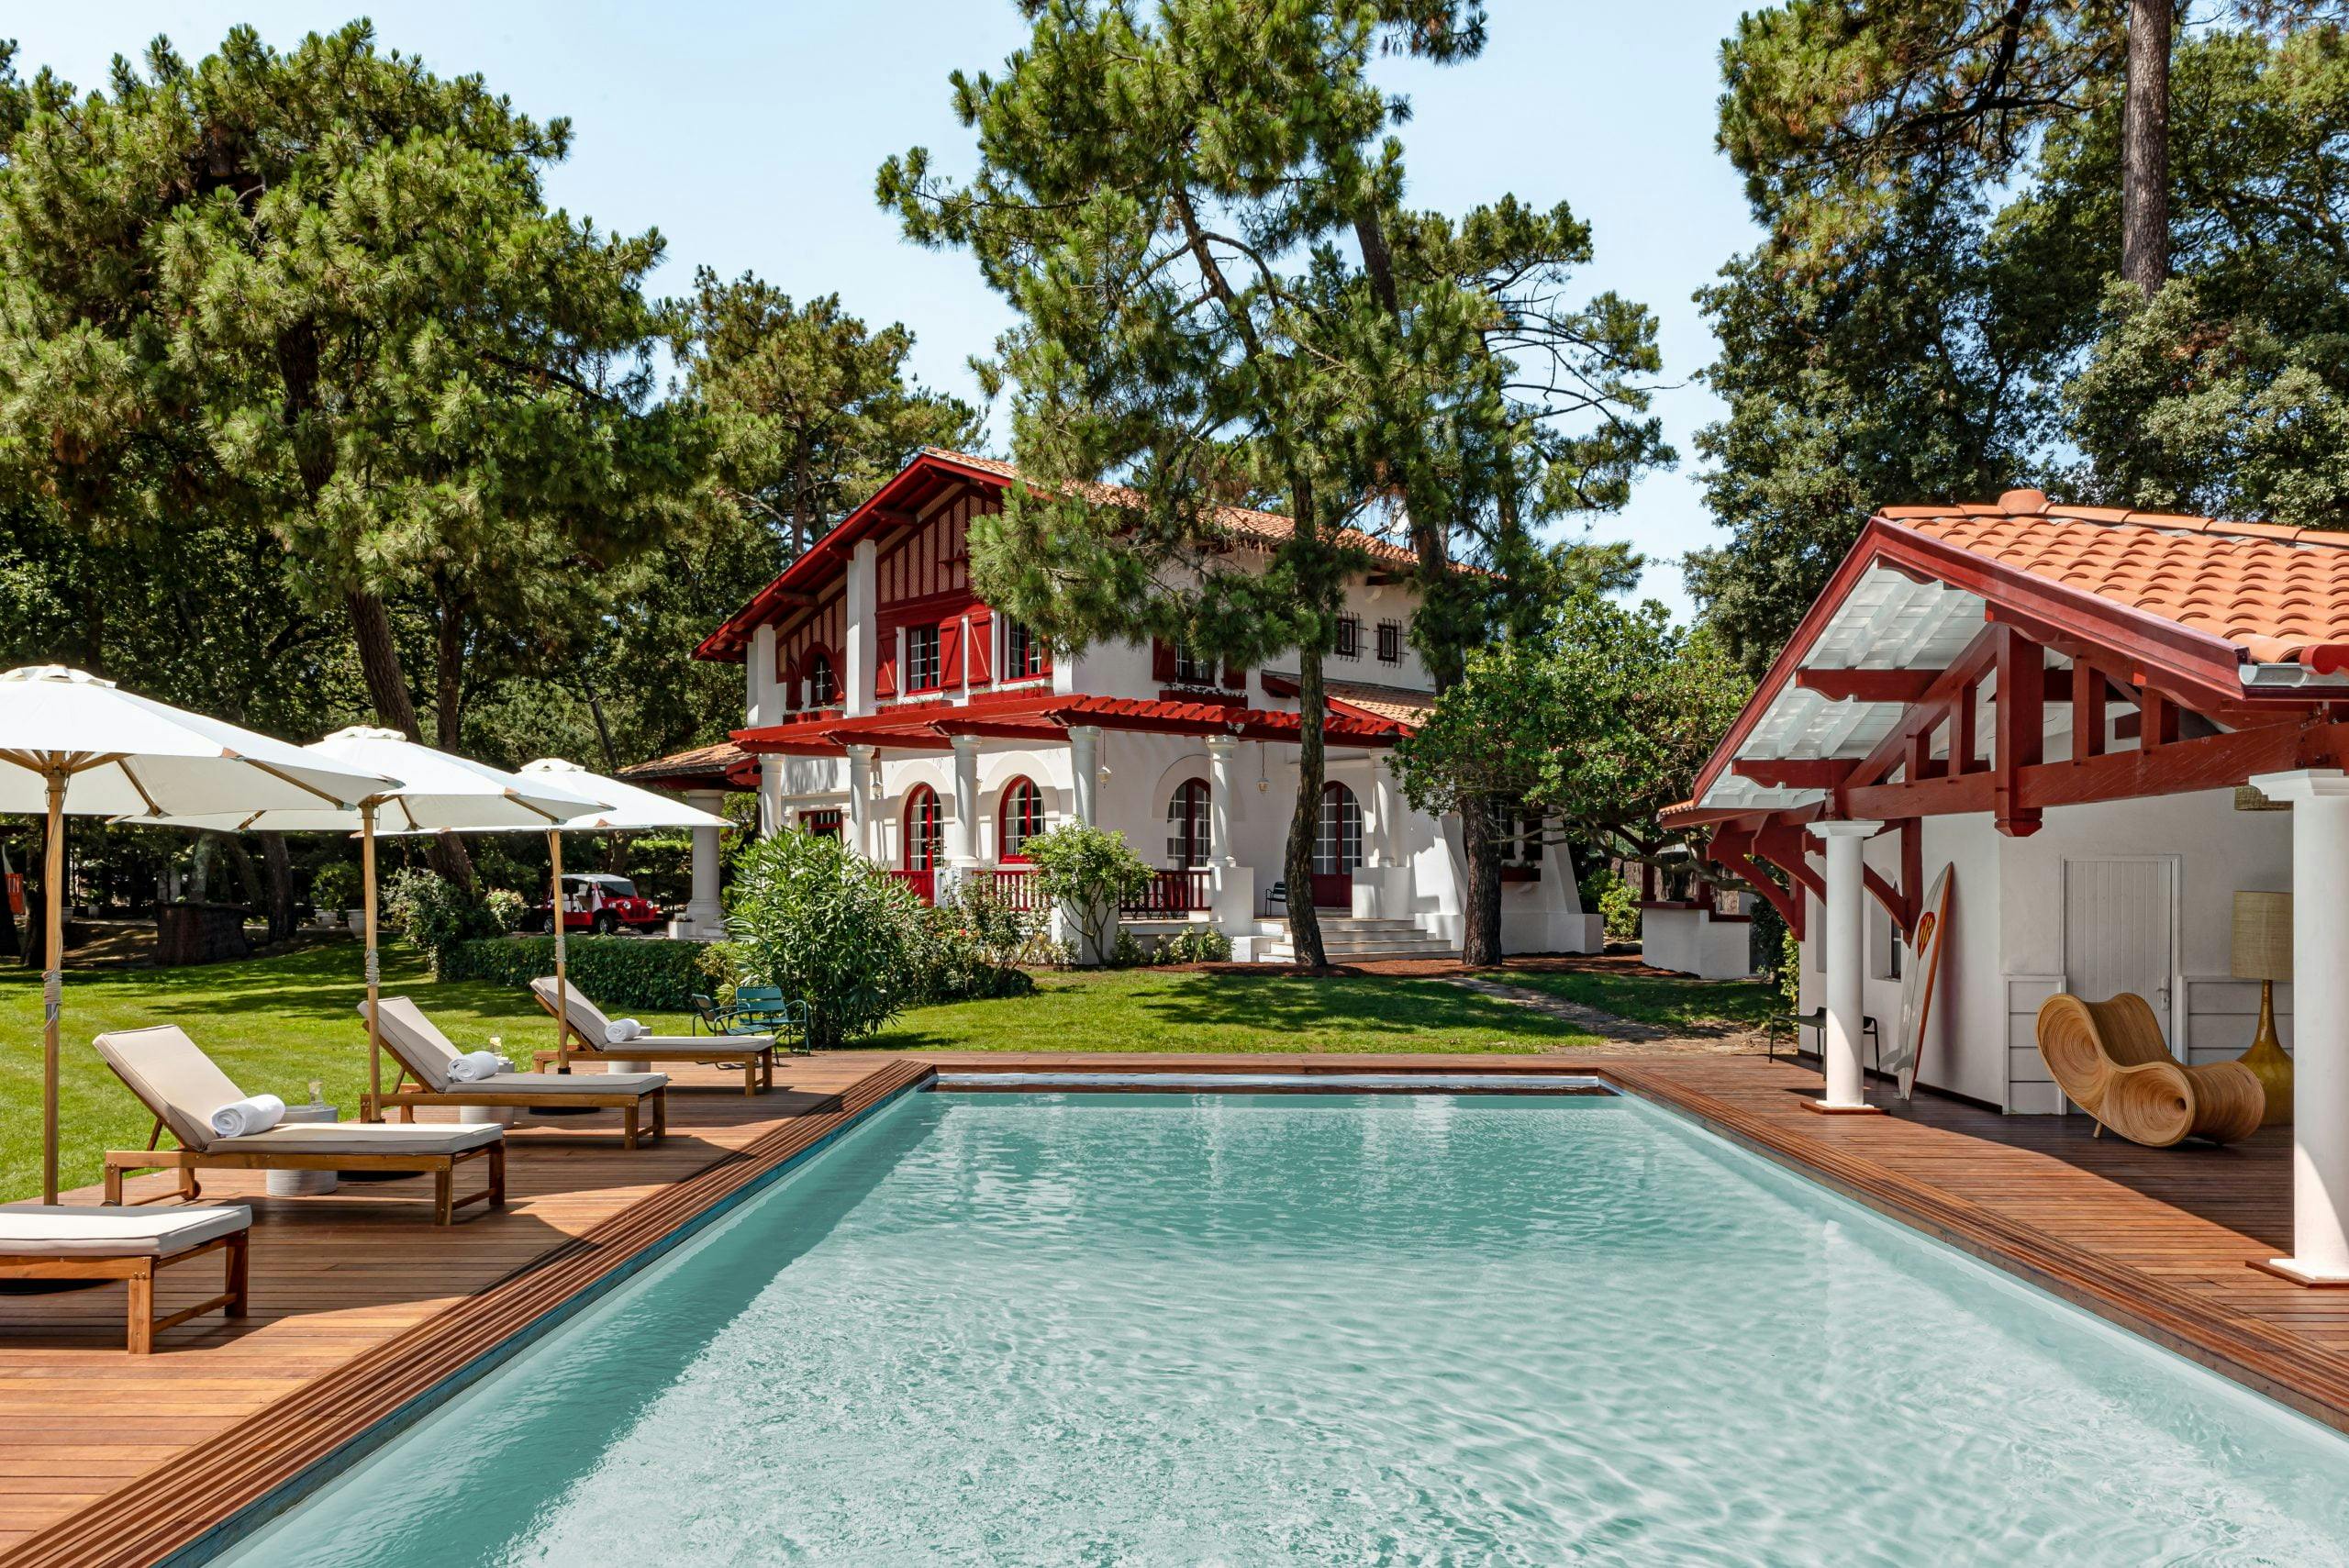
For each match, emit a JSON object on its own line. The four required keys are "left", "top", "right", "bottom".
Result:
{"left": 1121, "top": 867, "right": 1212, "bottom": 917}
{"left": 889, "top": 868, "right": 935, "bottom": 906}
{"left": 981, "top": 867, "right": 1048, "bottom": 910}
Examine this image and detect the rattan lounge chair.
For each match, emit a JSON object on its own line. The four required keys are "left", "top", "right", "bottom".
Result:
{"left": 2034, "top": 993, "right": 2265, "bottom": 1147}
{"left": 0, "top": 1201, "right": 250, "bottom": 1353}
{"left": 529, "top": 977, "right": 775, "bottom": 1095}
{"left": 362, "top": 996, "right": 669, "bottom": 1148}
{"left": 95, "top": 1026, "right": 506, "bottom": 1223}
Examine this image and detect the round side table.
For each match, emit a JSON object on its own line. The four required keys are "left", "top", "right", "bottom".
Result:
{"left": 266, "top": 1102, "right": 340, "bottom": 1196}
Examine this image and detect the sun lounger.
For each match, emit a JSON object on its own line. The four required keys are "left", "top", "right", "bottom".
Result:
{"left": 0, "top": 1202, "right": 250, "bottom": 1353}
{"left": 95, "top": 1026, "right": 506, "bottom": 1223}
{"left": 363, "top": 996, "right": 668, "bottom": 1148}
{"left": 529, "top": 976, "right": 775, "bottom": 1095}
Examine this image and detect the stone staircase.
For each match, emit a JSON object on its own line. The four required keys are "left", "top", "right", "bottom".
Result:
{"left": 1258, "top": 916, "right": 1460, "bottom": 964}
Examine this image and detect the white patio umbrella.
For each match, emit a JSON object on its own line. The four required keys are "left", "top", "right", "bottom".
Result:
{"left": 0, "top": 667, "right": 398, "bottom": 1201}
{"left": 149, "top": 728, "right": 607, "bottom": 1118}
{"left": 462, "top": 760, "right": 731, "bottom": 1072}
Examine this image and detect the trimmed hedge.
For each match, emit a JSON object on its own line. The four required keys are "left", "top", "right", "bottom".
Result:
{"left": 438, "top": 935, "right": 713, "bottom": 1011}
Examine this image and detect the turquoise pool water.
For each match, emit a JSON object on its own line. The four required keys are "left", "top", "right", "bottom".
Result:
{"left": 224, "top": 1089, "right": 2349, "bottom": 1565}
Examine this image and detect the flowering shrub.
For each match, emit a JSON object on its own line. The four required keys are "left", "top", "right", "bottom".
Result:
{"left": 724, "top": 830, "right": 922, "bottom": 1047}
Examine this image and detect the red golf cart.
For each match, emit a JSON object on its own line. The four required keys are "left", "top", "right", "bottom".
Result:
{"left": 537, "top": 873, "right": 665, "bottom": 935}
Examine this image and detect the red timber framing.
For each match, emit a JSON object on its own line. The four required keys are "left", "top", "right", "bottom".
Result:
{"left": 1669, "top": 499, "right": 2349, "bottom": 937}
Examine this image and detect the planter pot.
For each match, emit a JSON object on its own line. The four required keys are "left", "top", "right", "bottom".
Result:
{"left": 344, "top": 909, "right": 366, "bottom": 933}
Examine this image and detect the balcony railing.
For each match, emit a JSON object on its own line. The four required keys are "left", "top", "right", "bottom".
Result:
{"left": 1121, "top": 867, "right": 1211, "bottom": 917}
{"left": 899, "top": 865, "right": 1211, "bottom": 916}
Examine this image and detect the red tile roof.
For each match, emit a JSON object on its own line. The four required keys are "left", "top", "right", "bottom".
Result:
{"left": 1885, "top": 489, "right": 2349, "bottom": 671}
{"left": 732, "top": 691, "right": 1408, "bottom": 755}
{"left": 615, "top": 740, "right": 755, "bottom": 791}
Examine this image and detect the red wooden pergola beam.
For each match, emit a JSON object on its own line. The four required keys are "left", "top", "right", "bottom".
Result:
{"left": 1844, "top": 718, "right": 2349, "bottom": 820}
{"left": 1846, "top": 627, "right": 2003, "bottom": 790}
{"left": 1994, "top": 624, "right": 2045, "bottom": 837}
{"left": 1706, "top": 824, "right": 1805, "bottom": 940}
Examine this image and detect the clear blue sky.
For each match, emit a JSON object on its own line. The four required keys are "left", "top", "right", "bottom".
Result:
{"left": 13, "top": 2, "right": 1763, "bottom": 618}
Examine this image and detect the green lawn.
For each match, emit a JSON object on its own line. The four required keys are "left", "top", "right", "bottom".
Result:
{"left": 876, "top": 967, "right": 1600, "bottom": 1055}
{"left": 2, "top": 947, "right": 1596, "bottom": 1201}
{"left": 1484, "top": 967, "right": 1778, "bottom": 1032}
{"left": 0, "top": 944, "right": 703, "bottom": 1205}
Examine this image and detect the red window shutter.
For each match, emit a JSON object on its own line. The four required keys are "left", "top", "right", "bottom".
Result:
{"left": 966, "top": 611, "right": 994, "bottom": 685}
{"left": 940, "top": 617, "right": 963, "bottom": 688}
{"left": 1222, "top": 662, "right": 1245, "bottom": 690}
{"left": 874, "top": 628, "right": 898, "bottom": 699}
{"left": 1151, "top": 638, "right": 1176, "bottom": 681}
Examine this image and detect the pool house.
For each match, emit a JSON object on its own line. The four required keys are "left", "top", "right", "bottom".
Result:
{"left": 1663, "top": 489, "right": 2349, "bottom": 1285}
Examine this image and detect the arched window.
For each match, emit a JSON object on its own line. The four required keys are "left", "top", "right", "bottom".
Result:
{"left": 904, "top": 786, "right": 943, "bottom": 871}
{"left": 1315, "top": 782, "right": 1363, "bottom": 874}
{"left": 999, "top": 776, "right": 1045, "bottom": 861}
{"left": 806, "top": 651, "right": 839, "bottom": 708}
{"left": 1166, "top": 778, "right": 1212, "bottom": 868}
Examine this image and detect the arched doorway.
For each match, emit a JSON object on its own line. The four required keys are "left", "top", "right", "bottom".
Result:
{"left": 900, "top": 785, "right": 944, "bottom": 903}
{"left": 998, "top": 775, "right": 1045, "bottom": 862}
{"left": 1313, "top": 782, "right": 1362, "bottom": 908}
{"left": 1166, "top": 778, "right": 1211, "bottom": 868}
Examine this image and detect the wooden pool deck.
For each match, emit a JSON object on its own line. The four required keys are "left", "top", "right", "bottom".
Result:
{"left": 2, "top": 1050, "right": 2344, "bottom": 1565}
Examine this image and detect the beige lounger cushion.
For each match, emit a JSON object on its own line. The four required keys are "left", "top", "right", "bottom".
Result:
{"left": 469, "top": 1072, "right": 666, "bottom": 1095}
{"left": 0, "top": 1202, "right": 250, "bottom": 1258}
{"left": 529, "top": 975, "right": 772, "bottom": 1051}
{"left": 207, "top": 1122, "right": 503, "bottom": 1157}
{"left": 92, "top": 1026, "right": 250, "bottom": 1151}
{"left": 364, "top": 995, "right": 464, "bottom": 1091}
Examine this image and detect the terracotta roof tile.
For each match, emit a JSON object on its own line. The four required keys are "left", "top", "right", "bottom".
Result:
{"left": 1888, "top": 502, "right": 2349, "bottom": 668}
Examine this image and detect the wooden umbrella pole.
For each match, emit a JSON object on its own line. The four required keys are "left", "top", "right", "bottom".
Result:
{"left": 40, "top": 764, "right": 65, "bottom": 1206}
{"left": 549, "top": 828, "right": 569, "bottom": 1073}
{"left": 362, "top": 802, "right": 382, "bottom": 1121}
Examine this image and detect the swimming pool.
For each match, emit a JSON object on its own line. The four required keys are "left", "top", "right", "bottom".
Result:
{"left": 221, "top": 1086, "right": 2349, "bottom": 1564}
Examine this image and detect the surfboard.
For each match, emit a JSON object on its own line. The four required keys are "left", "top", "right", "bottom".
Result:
{"left": 1890, "top": 863, "right": 1954, "bottom": 1100}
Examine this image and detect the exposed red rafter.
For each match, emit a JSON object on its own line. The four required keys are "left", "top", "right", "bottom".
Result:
{"left": 1846, "top": 628, "right": 2004, "bottom": 792}
{"left": 1708, "top": 823, "right": 1805, "bottom": 940}
{"left": 1752, "top": 821, "right": 1827, "bottom": 907}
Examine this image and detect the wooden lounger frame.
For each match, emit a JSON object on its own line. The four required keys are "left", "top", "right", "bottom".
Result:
{"left": 0, "top": 1229, "right": 249, "bottom": 1354}
{"left": 364, "top": 1071, "right": 668, "bottom": 1150}
{"left": 532, "top": 996, "right": 775, "bottom": 1095}
{"left": 104, "top": 1118, "right": 507, "bottom": 1226}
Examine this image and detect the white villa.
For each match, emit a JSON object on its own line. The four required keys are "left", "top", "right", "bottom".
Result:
{"left": 626, "top": 448, "right": 1601, "bottom": 962}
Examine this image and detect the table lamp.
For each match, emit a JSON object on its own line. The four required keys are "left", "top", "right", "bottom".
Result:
{"left": 2232, "top": 890, "right": 2293, "bottom": 1127}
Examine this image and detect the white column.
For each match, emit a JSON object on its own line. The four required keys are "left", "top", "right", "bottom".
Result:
{"left": 756, "top": 757, "right": 782, "bottom": 839}
{"left": 2249, "top": 770, "right": 2349, "bottom": 1284}
{"left": 1206, "top": 736, "right": 1238, "bottom": 864}
{"left": 951, "top": 734, "right": 982, "bottom": 867}
{"left": 684, "top": 790, "right": 726, "bottom": 936}
{"left": 846, "top": 744, "right": 877, "bottom": 861}
{"left": 1069, "top": 726, "right": 1100, "bottom": 827}
{"left": 844, "top": 539, "right": 878, "bottom": 716}
{"left": 1368, "top": 755, "right": 1401, "bottom": 868}
{"left": 749, "top": 624, "right": 778, "bottom": 725}
{"left": 1807, "top": 820, "right": 1884, "bottom": 1115}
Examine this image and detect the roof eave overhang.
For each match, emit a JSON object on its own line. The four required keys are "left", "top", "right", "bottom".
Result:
{"left": 1679, "top": 516, "right": 2321, "bottom": 819}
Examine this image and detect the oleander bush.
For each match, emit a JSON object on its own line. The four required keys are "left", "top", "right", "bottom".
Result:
{"left": 723, "top": 830, "right": 923, "bottom": 1047}
{"left": 438, "top": 933, "right": 717, "bottom": 1009}
{"left": 907, "top": 880, "right": 1040, "bottom": 1002}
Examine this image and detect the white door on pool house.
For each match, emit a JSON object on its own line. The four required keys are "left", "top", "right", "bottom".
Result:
{"left": 2061, "top": 856, "right": 2182, "bottom": 1058}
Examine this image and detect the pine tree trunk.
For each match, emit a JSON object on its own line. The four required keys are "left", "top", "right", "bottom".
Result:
{"left": 433, "top": 595, "right": 466, "bottom": 753}
{"left": 346, "top": 589, "right": 477, "bottom": 892}
{"left": 2121, "top": 0, "right": 2171, "bottom": 296}
{"left": 259, "top": 830, "right": 295, "bottom": 942}
{"left": 1287, "top": 644, "right": 1330, "bottom": 969}
{"left": 1459, "top": 795, "right": 1504, "bottom": 966}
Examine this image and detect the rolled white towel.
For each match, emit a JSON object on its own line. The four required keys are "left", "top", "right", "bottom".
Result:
{"left": 447, "top": 1051, "right": 512, "bottom": 1083}
{"left": 209, "top": 1094, "right": 286, "bottom": 1140}
{"left": 603, "top": 1018, "right": 645, "bottom": 1046}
